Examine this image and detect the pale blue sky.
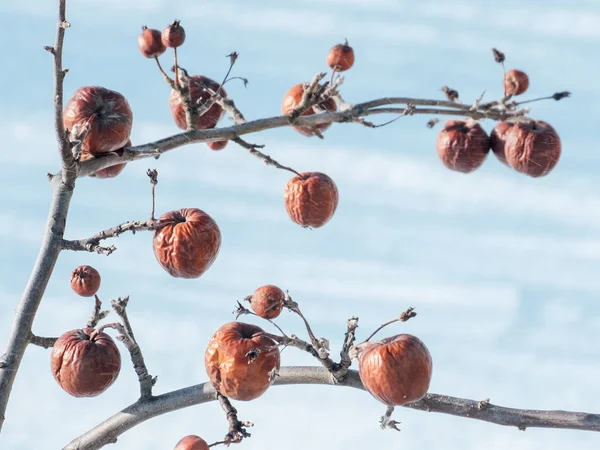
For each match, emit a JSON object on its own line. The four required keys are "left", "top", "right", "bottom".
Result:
{"left": 1, "top": 0, "right": 600, "bottom": 449}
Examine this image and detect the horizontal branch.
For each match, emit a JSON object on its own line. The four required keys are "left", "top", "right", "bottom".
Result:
{"left": 64, "top": 366, "right": 600, "bottom": 450}
{"left": 72, "top": 94, "right": 531, "bottom": 178}
{"left": 62, "top": 219, "right": 156, "bottom": 255}
{"left": 29, "top": 334, "right": 57, "bottom": 349}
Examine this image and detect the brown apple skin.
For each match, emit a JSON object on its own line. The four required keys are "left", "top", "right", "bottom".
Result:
{"left": 503, "top": 120, "right": 561, "bottom": 177}
{"left": 153, "top": 208, "right": 221, "bottom": 279}
{"left": 327, "top": 41, "right": 355, "bottom": 71}
{"left": 281, "top": 83, "right": 337, "bottom": 137}
{"left": 504, "top": 69, "right": 529, "bottom": 96}
{"left": 205, "top": 322, "right": 280, "bottom": 401}
{"left": 489, "top": 122, "right": 513, "bottom": 166}
{"left": 70, "top": 265, "right": 101, "bottom": 297}
{"left": 63, "top": 86, "right": 133, "bottom": 155}
{"left": 169, "top": 76, "right": 225, "bottom": 130}
{"left": 358, "top": 334, "right": 432, "bottom": 406}
{"left": 436, "top": 120, "right": 490, "bottom": 173}
{"left": 207, "top": 140, "right": 228, "bottom": 151}
{"left": 51, "top": 328, "right": 121, "bottom": 397}
{"left": 250, "top": 285, "right": 285, "bottom": 319}
{"left": 174, "top": 435, "right": 209, "bottom": 450}
{"left": 162, "top": 20, "right": 186, "bottom": 48}
{"left": 284, "top": 172, "right": 339, "bottom": 228}
{"left": 138, "top": 27, "right": 166, "bottom": 58}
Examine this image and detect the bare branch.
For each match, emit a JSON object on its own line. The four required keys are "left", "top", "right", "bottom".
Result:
{"left": 232, "top": 137, "right": 300, "bottom": 176}
{"left": 85, "top": 295, "right": 110, "bottom": 328}
{"left": 64, "top": 366, "right": 600, "bottom": 450}
{"left": 61, "top": 218, "right": 157, "bottom": 254}
{"left": 29, "top": 334, "right": 57, "bottom": 349}
{"left": 99, "top": 297, "right": 156, "bottom": 399}
{"left": 215, "top": 393, "right": 252, "bottom": 445}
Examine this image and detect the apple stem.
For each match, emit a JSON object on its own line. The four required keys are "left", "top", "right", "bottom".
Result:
{"left": 173, "top": 47, "right": 179, "bottom": 89}
{"left": 235, "top": 301, "right": 288, "bottom": 337}
{"left": 514, "top": 91, "right": 571, "bottom": 106}
{"left": 146, "top": 169, "right": 158, "bottom": 221}
{"left": 361, "top": 307, "right": 417, "bottom": 343}
{"left": 154, "top": 56, "right": 174, "bottom": 89}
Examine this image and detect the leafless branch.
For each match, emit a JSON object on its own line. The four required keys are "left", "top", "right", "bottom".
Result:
{"left": 61, "top": 218, "right": 157, "bottom": 254}
{"left": 99, "top": 297, "right": 156, "bottom": 399}
{"left": 86, "top": 295, "right": 110, "bottom": 328}
{"left": 29, "top": 334, "right": 57, "bottom": 349}
{"left": 232, "top": 137, "right": 300, "bottom": 176}
{"left": 214, "top": 393, "right": 252, "bottom": 445}
{"left": 64, "top": 366, "right": 600, "bottom": 450}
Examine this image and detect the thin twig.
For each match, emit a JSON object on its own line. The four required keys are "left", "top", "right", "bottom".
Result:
{"left": 216, "top": 393, "right": 252, "bottom": 445}
{"left": 86, "top": 295, "right": 110, "bottom": 328}
{"left": 29, "top": 334, "right": 57, "bottom": 349}
{"left": 380, "top": 406, "right": 401, "bottom": 431}
{"left": 362, "top": 307, "right": 417, "bottom": 344}
{"left": 235, "top": 302, "right": 288, "bottom": 337}
{"left": 232, "top": 137, "right": 301, "bottom": 176}
{"left": 146, "top": 169, "right": 158, "bottom": 220}
{"left": 154, "top": 57, "right": 175, "bottom": 88}
{"left": 61, "top": 218, "right": 157, "bottom": 254}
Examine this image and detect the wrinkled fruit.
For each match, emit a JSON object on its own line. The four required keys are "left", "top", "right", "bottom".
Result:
{"left": 205, "top": 321, "right": 280, "bottom": 401}
{"left": 169, "top": 75, "right": 225, "bottom": 130}
{"left": 284, "top": 172, "right": 339, "bottom": 228}
{"left": 326, "top": 40, "right": 355, "bottom": 71}
{"left": 138, "top": 26, "right": 166, "bottom": 58}
{"left": 250, "top": 285, "right": 285, "bottom": 319}
{"left": 174, "top": 435, "right": 209, "bottom": 450}
{"left": 153, "top": 208, "right": 221, "bottom": 278}
{"left": 207, "top": 140, "right": 228, "bottom": 151}
{"left": 489, "top": 122, "right": 513, "bottom": 166}
{"left": 436, "top": 120, "right": 490, "bottom": 173}
{"left": 51, "top": 328, "right": 121, "bottom": 397}
{"left": 503, "top": 120, "right": 561, "bottom": 177}
{"left": 504, "top": 69, "right": 529, "bottom": 96}
{"left": 162, "top": 20, "right": 186, "bottom": 48}
{"left": 281, "top": 83, "right": 337, "bottom": 137}
{"left": 63, "top": 86, "right": 133, "bottom": 155}
{"left": 70, "top": 265, "right": 101, "bottom": 297}
{"left": 358, "top": 333, "right": 432, "bottom": 406}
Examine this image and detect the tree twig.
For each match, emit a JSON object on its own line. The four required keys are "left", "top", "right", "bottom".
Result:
{"left": 215, "top": 393, "right": 252, "bottom": 445}
{"left": 29, "top": 334, "right": 57, "bottom": 349}
{"left": 61, "top": 218, "right": 157, "bottom": 255}
{"left": 232, "top": 137, "right": 300, "bottom": 176}
{"left": 86, "top": 295, "right": 110, "bottom": 328}
{"left": 64, "top": 366, "right": 600, "bottom": 450}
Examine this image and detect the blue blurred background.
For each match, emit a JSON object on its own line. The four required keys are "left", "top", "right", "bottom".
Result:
{"left": 1, "top": 0, "right": 599, "bottom": 449}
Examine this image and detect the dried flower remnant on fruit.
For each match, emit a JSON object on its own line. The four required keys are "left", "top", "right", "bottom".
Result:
{"left": 504, "top": 69, "right": 529, "bottom": 96}
{"left": 284, "top": 172, "right": 339, "bottom": 228}
{"left": 281, "top": 83, "right": 337, "bottom": 137}
{"left": 173, "top": 435, "right": 209, "bottom": 450}
{"left": 250, "top": 285, "right": 285, "bottom": 319}
{"left": 70, "top": 265, "right": 101, "bottom": 297}
{"left": 162, "top": 20, "right": 186, "bottom": 48}
{"left": 503, "top": 120, "right": 561, "bottom": 177}
{"left": 207, "top": 140, "right": 228, "bottom": 151}
{"left": 153, "top": 208, "right": 221, "bottom": 278}
{"left": 490, "top": 122, "right": 513, "bottom": 166}
{"left": 358, "top": 333, "right": 432, "bottom": 406}
{"left": 50, "top": 328, "right": 121, "bottom": 397}
{"left": 138, "top": 26, "right": 166, "bottom": 58}
{"left": 436, "top": 120, "right": 490, "bottom": 173}
{"left": 327, "top": 39, "right": 355, "bottom": 72}
{"left": 205, "top": 322, "right": 280, "bottom": 401}
{"left": 63, "top": 86, "right": 133, "bottom": 155}
{"left": 169, "top": 75, "right": 226, "bottom": 130}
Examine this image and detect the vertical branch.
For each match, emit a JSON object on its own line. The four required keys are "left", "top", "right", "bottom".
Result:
{"left": 0, "top": 0, "right": 76, "bottom": 432}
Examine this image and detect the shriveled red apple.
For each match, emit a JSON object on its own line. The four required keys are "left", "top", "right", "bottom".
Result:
{"left": 138, "top": 26, "right": 166, "bottom": 58}
{"left": 436, "top": 120, "right": 490, "bottom": 173}
{"left": 503, "top": 120, "right": 561, "bottom": 177}
{"left": 80, "top": 140, "right": 130, "bottom": 179}
{"left": 504, "top": 69, "right": 529, "bottom": 96}
{"left": 174, "top": 435, "right": 209, "bottom": 450}
{"left": 281, "top": 83, "right": 337, "bottom": 137}
{"left": 162, "top": 20, "right": 186, "bottom": 48}
{"left": 249, "top": 285, "right": 285, "bottom": 319}
{"left": 70, "top": 265, "right": 101, "bottom": 297}
{"left": 169, "top": 75, "right": 225, "bottom": 130}
{"left": 205, "top": 321, "right": 280, "bottom": 401}
{"left": 207, "top": 140, "right": 228, "bottom": 151}
{"left": 63, "top": 86, "right": 133, "bottom": 155}
{"left": 284, "top": 172, "right": 339, "bottom": 228}
{"left": 327, "top": 40, "right": 355, "bottom": 72}
{"left": 153, "top": 208, "right": 221, "bottom": 278}
{"left": 489, "top": 122, "right": 513, "bottom": 166}
{"left": 358, "top": 333, "right": 432, "bottom": 406}
{"left": 51, "top": 328, "right": 121, "bottom": 397}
